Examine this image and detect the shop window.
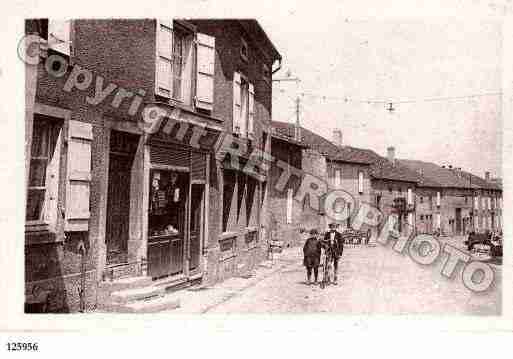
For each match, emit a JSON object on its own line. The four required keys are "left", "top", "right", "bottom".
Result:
{"left": 148, "top": 170, "right": 188, "bottom": 237}
{"left": 222, "top": 170, "right": 236, "bottom": 233}
{"left": 26, "top": 116, "right": 61, "bottom": 222}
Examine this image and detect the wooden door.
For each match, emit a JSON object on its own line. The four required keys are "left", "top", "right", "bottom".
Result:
{"left": 106, "top": 153, "right": 132, "bottom": 265}
{"left": 188, "top": 184, "right": 204, "bottom": 272}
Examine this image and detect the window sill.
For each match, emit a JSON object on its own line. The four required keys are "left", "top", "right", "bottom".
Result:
{"left": 219, "top": 231, "right": 238, "bottom": 240}
{"left": 151, "top": 98, "right": 223, "bottom": 124}
{"left": 25, "top": 228, "right": 63, "bottom": 245}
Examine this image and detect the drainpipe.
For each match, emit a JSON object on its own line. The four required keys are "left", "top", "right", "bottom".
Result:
{"left": 77, "top": 239, "right": 87, "bottom": 313}
{"left": 271, "top": 58, "right": 282, "bottom": 75}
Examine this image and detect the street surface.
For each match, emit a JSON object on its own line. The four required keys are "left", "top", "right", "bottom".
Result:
{"left": 170, "top": 236, "right": 501, "bottom": 315}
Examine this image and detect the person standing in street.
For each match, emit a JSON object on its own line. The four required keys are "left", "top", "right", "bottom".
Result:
{"left": 322, "top": 223, "right": 344, "bottom": 285}
{"left": 303, "top": 228, "right": 322, "bottom": 285}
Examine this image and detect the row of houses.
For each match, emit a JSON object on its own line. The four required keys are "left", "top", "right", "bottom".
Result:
{"left": 24, "top": 19, "right": 280, "bottom": 312}
{"left": 269, "top": 121, "right": 503, "bottom": 246}
{"left": 23, "top": 19, "right": 502, "bottom": 313}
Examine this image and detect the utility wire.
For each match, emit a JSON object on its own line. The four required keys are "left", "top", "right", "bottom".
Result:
{"left": 272, "top": 87, "right": 502, "bottom": 105}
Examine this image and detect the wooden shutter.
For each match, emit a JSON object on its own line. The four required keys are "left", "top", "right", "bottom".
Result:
{"left": 65, "top": 120, "right": 92, "bottom": 231}
{"left": 195, "top": 33, "right": 215, "bottom": 111}
{"left": 191, "top": 151, "right": 207, "bottom": 182}
{"left": 48, "top": 20, "right": 71, "bottom": 56}
{"left": 232, "top": 72, "right": 241, "bottom": 134}
{"left": 358, "top": 171, "right": 364, "bottom": 193}
{"left": 248, "top": 82, "right": 255, "bottom": 137}
{"left": 156, "top": 20, "right": 173, "bottom": 98}
{"left": 150, "top": 144, "right": 190, "bottom": 167}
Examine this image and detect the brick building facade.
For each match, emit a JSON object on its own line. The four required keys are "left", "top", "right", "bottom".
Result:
{"left": 24, "top": 19, "right": 281, "bottom": 312}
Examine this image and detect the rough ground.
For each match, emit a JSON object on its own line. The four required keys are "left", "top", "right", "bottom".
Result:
{"left": 168, "top": 237, "right": 501, "bottom": 315}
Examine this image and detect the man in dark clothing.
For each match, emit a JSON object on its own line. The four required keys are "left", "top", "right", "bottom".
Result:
{"left": 322, "top": 223, "right": 344, "bottom": 285}
{"left": 303, "top": 228, "right": 322, "bottom": 285}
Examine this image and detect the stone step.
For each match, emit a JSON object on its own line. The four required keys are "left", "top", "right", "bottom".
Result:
{"left": 100, "top": 276, "right": 153, "bottom": 293}
{"left": 111, "top": 285, "right": 165, "bottom": 304}
{"left": 116, "top": 294, "right": 181, "bottom": 313}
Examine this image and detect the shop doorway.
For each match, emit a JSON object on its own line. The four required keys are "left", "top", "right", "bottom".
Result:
{"left": 106, "top": 131, "right": 139, "bottom": 265}
{"left": 147, "top": 170, "right": 189, "bottom": 279}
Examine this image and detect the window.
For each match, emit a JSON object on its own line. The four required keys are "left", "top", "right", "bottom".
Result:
{"left": 222, "top": 170, "right": 236, "bottom": 232}
{"left": 171, "top": 27, "right": 186, "bottom": 100}
{"left": 34, "top": 19, "right": 71, "bottom": 56}
{"left": 233, "top": 72, "right": 255, "bottom": 138}
{"left": 358, "top": 171, "right": 364, "bottom": 194}
{"left": 157, "top": 22, "right": 192, "bottom": 101}
{"left": 26, "top": 117, "right": 60, "bottom": 221}
{"left": 388, "top": 187, "right": 392, "bottom": 194}
{"left": 420, "top": 215, "right": 424, "bottom": 220}
{"left": 156, "top": 21, "right": 215, "bottom": 110}
{"left": 436, "top": 192, "right": 441, "bottom": 206}
{"left": 240, "top": 37, "right": 249, "bottom": 62}
{"left": 335, "top": 169, "right": 341, "bottom": 187}
{"left": 420, "top": 196, "right": 424, "bottom": 204}
{"left": 246, "top": 177, "right": 257, "bottom": 227}
{"left": 286, "top": 188, "right": 293, "bottom": 224}
{"left": 407, "top": 188, "right": 412, "bottom": 205}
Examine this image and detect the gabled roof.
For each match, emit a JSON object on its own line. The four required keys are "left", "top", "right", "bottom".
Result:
{"left": 271, "top": 121, "right": 420, "bottom": 183}
{"left": 398, "top": 159, "right": 501, "bottom": 191}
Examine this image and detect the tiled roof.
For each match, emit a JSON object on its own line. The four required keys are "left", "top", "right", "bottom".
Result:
{"left": 398, "top": 159, "right": 501, "bottom": 191}
{"left": 271, "top": 121, "right": 420, "bottom": 183}
{"left": 270, "top": 121, "right": 501, "bottom": 191}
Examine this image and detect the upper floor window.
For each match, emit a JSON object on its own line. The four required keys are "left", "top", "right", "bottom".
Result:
{"left": 27, "top": 116, "right": 61, "bottom": 222}
{"left": 358, "top": 171, "right": 364, "bottom": 194}
{"left": 32, "top": 19, "right": 72, "bottom": 56}
{"left": 233, "top": 72, "right": 255, "bottom": 138}
{"left": 156, "top": 20, "right": 215, "bottom": 111}
{"left": 335, "top": 169, "right": 341, "bottom": 188}
{"left": 240, "top": 37, "right": 249, "bottom": 62}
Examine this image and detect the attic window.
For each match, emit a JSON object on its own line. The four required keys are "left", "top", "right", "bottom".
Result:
{"left": 240, "top": 37, "right": 249, "bottom": 62}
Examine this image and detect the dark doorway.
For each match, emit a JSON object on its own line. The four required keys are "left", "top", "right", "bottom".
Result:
{"left": 455, "top": 208, "right": 462, "bottom": 235}
{"left": 106, "top": 131, "right": 139, "bottom": 265}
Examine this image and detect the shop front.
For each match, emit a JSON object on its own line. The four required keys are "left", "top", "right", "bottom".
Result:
{"left": 146, "top": 142, "right": 209, "bottom": 281}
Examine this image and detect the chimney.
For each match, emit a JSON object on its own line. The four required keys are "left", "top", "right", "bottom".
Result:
{"left": 485, "top": 171, "right": 490, "bottom": 181}
{"left": 333, "top": 129, "right": 343, "bottom": 147}
{"left": 387, "top": 146, "right": 395, "bottom": 165}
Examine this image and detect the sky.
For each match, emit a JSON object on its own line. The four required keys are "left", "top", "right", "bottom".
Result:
{"left": 261, "top": 17, "right": 503, "bottom": 179}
